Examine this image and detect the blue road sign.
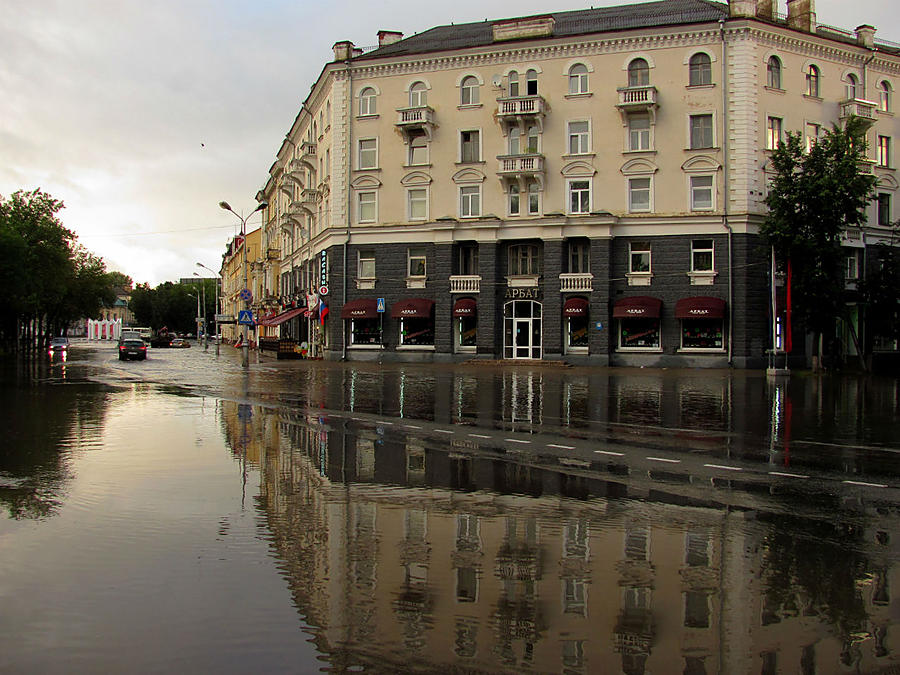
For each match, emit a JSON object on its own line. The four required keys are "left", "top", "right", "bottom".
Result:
{"left": 237, "top": 309, "right": 254, "bottom": 325}
{"left": 377, "top": 297, "right": 385, "bottom": 313}
{"left": 239, "top": 288, "right": 252, "bottom": 302}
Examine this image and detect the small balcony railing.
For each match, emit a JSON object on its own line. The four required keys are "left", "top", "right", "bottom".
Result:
{"left": 559, "top": 273, "right": 593, "bottom": 292}
{"left": 299, "top": 141, "right": 316, "bottom": 158}
{"left": 396, "top": 106, "right": 435, "bottom": 127}
{"left": 496, "top": 95, "right": 546, "bottom": 119}
{"left": 497, "top": 154, "right": 544, "bottom": 176}
{"left": 839, "top": 98, "right": 877, "bottom": 125}
{"left": 617, "top": 85, "right": 658, "bottom": 109}
{"left": 449, "top": 275, "right": 481, "bottom": 293}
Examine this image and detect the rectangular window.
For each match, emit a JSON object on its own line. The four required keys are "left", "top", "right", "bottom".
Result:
{"left": 845, "top": 250, "right": 860, "bottom": 280}
{"left": 629, "top": 177, "right": 651, "bottom": 212}
{"left": 805, "top": 122, "right": 821, "bottom": 152}
{"left": 568, "top": 241, "right": 590, "bottom": 273}
{"left": 691, "top": 239, "right": 714, "bottom": 272}
{"left": 408, "top": 130, "right": 428, "bottom": 165}
{"left": 357, "top": 191, "right": 376, "bottom": 223}
{"left": 689, "top": 114, "right": 714, "bottom": 149}
{"left": 458, "top": 245, "right": 478, "bottom": 275}
{"left": 878, "top": 135, "right": 892, "bottom": 167}
{"left": 358, "top": 138, "right": 377, "bottom": 169}
{"left": 877, "top": 192, "right": 892, "bottom": 226}
{"left": 629, "top": 114, "right": 651, "bottom": 151}
{"left": 568, "top": 121, "right": 590, "bottom": 155}
{"left": 408, "top": 188, "right": 427, "bottom": 220}
{"left": 528, "top": 184, "right": 540, "bottom": 214}
{"left": 568, "top": 179, "right": 591, "bottom": 214}
{"left": 766, "top": 117, "right": 782, "bottom": 150}
{"left": 684, "top": 591, "right": 710, "bottom": 628}
{"left": 690, "top": 175, "right": 714, "bottom": 210}
{"left": 508, "top": 185, "right": 520, "bottom": 216}
{"left": 408, "top": 248, "right": 426, "bottom": 277}
{"left": 358, "top": 250, "right": 375, "bottom": 279}
{"left": 460, "top": 185, "right": 481, "bottom": 217}
{"left": 630, "top": 242, "right": 651, "bottom": 273}
{"left": 460, "top": 130, "right": 480, "bottom": 163}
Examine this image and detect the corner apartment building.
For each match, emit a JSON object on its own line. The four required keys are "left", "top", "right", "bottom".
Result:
{"left": 250, "top": 0, "right": 899, "bottom": 367}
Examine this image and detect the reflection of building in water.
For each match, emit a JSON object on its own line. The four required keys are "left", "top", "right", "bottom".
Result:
{"left": 244, "top": 404, "right": 899, "bottom": 674}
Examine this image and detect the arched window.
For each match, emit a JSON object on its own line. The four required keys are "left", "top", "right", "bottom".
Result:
{"left": 880, "top": 81, "right": 893, "bottom": 112}
{"left": 846, "top": 73, "right": 859, "bottom": 100}
{"left": 628, "top": 58, "right": 649, "bottom": 87}
{"left": 806, "top": 65, "right": 820, "bottom": 97}
{"left": 461, "top": 76, "right": 480, "bottom": 105}
{"left": 508, "top": 71, "right": 519, "bottom": 97}
{"left": 525, "top": 69, "right": 538, "bottom": 96}
{"left": 569, "top": 64, "right": 589, "bottom": 94}
{"left": 767, "top": 56, "right": 782, "bottom": 89}
{"left": 526, "top": 126, "right": 539, "bottom": 154}
{"left": 409, "top": 81, "right": 427, "bottom": 107}
{"left": 359, "top": 87, "right": 376, "bottom": 116}
{"left": 689, "top": 53, "right": 712, "bottom": 86}
{"left": 508, "top": 127, "right": 520, "bottom": 155}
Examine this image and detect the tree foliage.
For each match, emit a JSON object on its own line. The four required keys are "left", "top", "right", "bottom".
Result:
{"left": 130, "top": 280, "right": 216, "bottom": 335}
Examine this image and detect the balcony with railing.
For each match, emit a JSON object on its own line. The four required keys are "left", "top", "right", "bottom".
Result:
{"left": 395, "top": 106, "right": 435, "bottom": 139}
{"left": 497, "top": 154, "right": 544, "bottom": 178}
{"left": 616, "top": 85, "right": 658, "bottom": 111}
{"left": 449, "top": 275, "right": 481, "bottom": 293}
{"left": 559, "top": 273, "right": 593, "bottom": 292}
{"left": 497, "top": 95, "right": 546, "bottom": 119}
{"left": 839, "top": 99, "right": 877, "bottom": 128}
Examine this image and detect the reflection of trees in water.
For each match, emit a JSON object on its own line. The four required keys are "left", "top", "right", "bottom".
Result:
{"left": 0, "top": 370, "right": 109, "bottom": 520}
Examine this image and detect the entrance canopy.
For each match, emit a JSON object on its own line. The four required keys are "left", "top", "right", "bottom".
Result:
{"left": 341, "top": 298, "right": 378, "bottom": 319}
{"left": 391, "top": 298, "right": 434, "bottom": 318}
{"left": 613, "top": 296, "right": 662, "bottom": 318}
{"left": 675, "top": 296, "right": 726, "bottom": 319}
{"left": 258, "top": 307, "right": 305, "bottom": 326}
{"left": 453, "top": 298, "right": 476, "bottom": 317}
{"left": 563, "top": 297, "right": 589, "bottom": 317}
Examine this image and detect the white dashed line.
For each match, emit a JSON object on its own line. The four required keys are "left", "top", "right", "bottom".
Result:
{"left": 548, "top": 444, "right": 575, "bottom": 450}
{"left": 379, "top": 421, "right": 393, "bottom": 425}
{"left": 769, "top": 471, "right": 809, "bottom": 479}
{"left": 351, "top": 417, "right": 366, "bottom": 422}
{"left": 434, "top": 429, "right": 454, "bottom": 434}
{"left": 403, "top": 424, "right": 422, "bottom": 430}
{"left": 595, "top": 450, "right": 625, "bottom": 457}
{"left": 468, "top": 433, "right": 491, "bottom": 439}
{"left": 843, "top": 480, "right": 888, "bottom": 488}
{"left": 647, "top": 457, "right": 681, "bottom": 464}
{"left": 505, "top": 438, "right": 531, "bottom": 444}
{"left": 704, "top": 463, "right": 743, "bottom": 472}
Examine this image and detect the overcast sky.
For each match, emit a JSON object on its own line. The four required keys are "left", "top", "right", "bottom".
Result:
{"left": 2, "top": 0, "right": 897, "bottom": 286}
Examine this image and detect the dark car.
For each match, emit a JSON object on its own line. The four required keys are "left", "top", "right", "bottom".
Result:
{"left": 118, "top": 338, "right": 147, "bottom": 361}
{"left": 49, "top": 337, "right": 69, "bottom": 353}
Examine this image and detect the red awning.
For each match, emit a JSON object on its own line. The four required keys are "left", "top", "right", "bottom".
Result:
{"left": 675, "top": 296, "right": 726, "bottom": 319}
{"left": 563, "top": 297, "right": 590, "bottom": 317}
{"left": 391, "top": 298, "right": 434, "bottom": 318}
{"left": 453, "top": 298, "right": 476, "bottom": 317}
{"left": 613, "top": 296, "right": 662, "bottom": 318}
{"left": 259, "top": 307, "right": 305, "bottom": 326}
{"left": 340, "top": 299, "right": 378, "bottom": 319}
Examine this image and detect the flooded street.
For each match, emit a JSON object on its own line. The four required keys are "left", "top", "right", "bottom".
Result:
{"left": 1, "top": 341, "right": 898, "bottom": 674}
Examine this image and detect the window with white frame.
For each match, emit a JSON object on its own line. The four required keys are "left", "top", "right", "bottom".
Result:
{"left": 508, "top": 183, "right": 520, "bottom": 216}
{"left": 408, "top": 248, "right": 426, "bottom": 278}
{"left": 880, "top": 81, "right": 893, "bottom": 112}
{"left": 845, "top": 249, "right": 860, "bottom": 280}
{"left": 525, "top": 69, "right": 538, "bottom": 95}
{"left": 359, "top": 87, "right": 376, "bottom": 116}
{"left": 568, "top": 179, "right": 591, "bottom": 214}
{"left": 805, "top": 122, "right": 821, "bottom": 152}
{"left": 568, "top": 64, "right": 588, "bottom": 94}
{"left": 629, "top": 114, "right": 650, "bottom": 151}
{"left": 630, "top": 242, "right": 651, "bottom": 273}
{"left": 460, "top": 130, "right": 480, "bottom": 163}
{"left": 628, "top": 177, "right": 651, "bottom": 212}
{"left": 691, "top": 239, "right": 714, "bottom": 272}
{"left": 526, "top": 126, "right": 539, "bottom": 154}
{"left": 508, "top": 244, "right": 542, "bottom": 275}
{"left": 528, "top": 182, "right": 540, "bottom": 215}
{"left": 846, "top": 73, "right": 859, "bottom": 100}
{"left": 767, "top": 56, "right": 782, "bottom": 89}
{"left": 806, "top": 65, "right": 820, "bottom": 97}
{"left": 568, "top": 240, "right": 590, "bottom": 273}
{"left": 460, "top": 185, "right": 481, "bottom": 217}
{"left": 358, "top": 138, "right": 377, "bottom": 169}
{"left": 508, "top": 127, "right": 521, "bottom": 155}
{"left": 567, "top": 121, "right": 590, "bottom": 154}
{"left": 408, "top": 130, "right": 428, "bottom": 165}
{"left": 407, "top": 187, "right": 428, "bottom": 221}
{"left": 689, "top": 114, "right": 714, "bottom": 149}
{"left": 766, "top": 116, "right": 782, "bottom": 150}
{"left": 508, "top": 70, "right": 519, "bottom": 97}
{"left": 409, "top": 81, "right": 427, "bottom": 107}
{"left": 460, "top": 76, "right": 479, "bottom": 105}
{"left": 878, "top": 136, "right": 892, "bottom": 167}
{"left": 358, "top": 249, "right": 375, "bottom": 279}
{"left": 690, "top": 175, "right": 714, "bottom": 210}
{"left": 689, "top": 53, "right": 712, "bottom": 86}
{"left": 628, "top": 58, "right": 649, "bottom": 87}
{"left": 357, "top": 191, "right": 376, "bottom": 223}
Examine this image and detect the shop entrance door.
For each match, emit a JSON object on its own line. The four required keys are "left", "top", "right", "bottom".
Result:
{"left": 504, "top": 301, "right": 542, "bottom": 359}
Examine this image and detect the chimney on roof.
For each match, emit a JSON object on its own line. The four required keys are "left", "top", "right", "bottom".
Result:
{"left": 729, "top": 0, "right": 757, "bottom": 18}
{"left": 786, "top": 0, "right": 816, "bottom": 33}
{"left": 855, "top": 24, "right": 876, "bottom": 48}
{"left": 756, "top": 0, "right": 775, "bottom": 20}
{"left": 332, "top": 40, "right": 354, "bottom": 61}
{"left": 378, "top": 30, "right": 403, "bottom": 47}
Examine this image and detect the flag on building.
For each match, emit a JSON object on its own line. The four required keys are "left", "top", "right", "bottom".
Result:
{"left": 319, "top": 298, "right": 329, "bottom": 325}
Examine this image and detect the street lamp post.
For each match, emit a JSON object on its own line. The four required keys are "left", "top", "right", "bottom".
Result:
{"left": 193, "top": 272, "right": 208, "bottom": 350}
{"left": 219, "top": 200, "right": 268, "bottom": 368}
{"left": 197, "top": 262, "right": 221, "bottom": 356}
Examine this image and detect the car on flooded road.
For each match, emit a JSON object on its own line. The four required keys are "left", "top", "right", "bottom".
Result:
{"left": 169, "top": 338, "right": 191, "bottom": 348}
{"left": 118, "top": 338, "right": 147, "bottom": 361}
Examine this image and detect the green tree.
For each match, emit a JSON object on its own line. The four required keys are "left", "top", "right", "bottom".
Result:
{"left": 858, "top": 224, "right": 900, "bottom": 350}
{"left": 761, "top": 118, "right": 877, "bottom": 367}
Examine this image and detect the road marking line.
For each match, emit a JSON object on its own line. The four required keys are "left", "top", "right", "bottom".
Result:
{"left": 647, "top": 457, "right": 681, "bottom": 464}
{"left": 379, "top": 421, "right": 393, "bottom": 425}
{"left": 351, "top": 417, "right": 366, "bottom": 422}
{"left": 468, "top": 433, "right": 491, "bottom": 439}
{"left": 403, "top": 424, "right": 422, "bottom": 430}
{"left": 548, "top": 444, "right": 575, "bottom": 450}
{"left": 434, "top": 429, "right": 454, "bottom": 434}
{"left": 704, "top": 463, "right": 742, "bottom": 471}
{"left": 843, "top": 480, "right": 888, "bottom": 488}
{"left": 505, "top": 438, "right": 531, "bottom": 444}
{"left": 595, "top": 450, "right": 625, "bottom": 457}
{"left": 769, "top": 471, "right": 809, "bottom": 479}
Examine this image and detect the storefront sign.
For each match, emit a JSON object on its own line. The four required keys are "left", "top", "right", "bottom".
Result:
{"left": 504, "top": 287, "right": 541, "bottom": 300}
{"left": 688, "top": 308, "right": 710, "bottom": 315}
{"left": 624, "top": 308, "right": 647, "bottom": 315}
{"left": 320, "top": 250, "right": 327, "bottom": 287}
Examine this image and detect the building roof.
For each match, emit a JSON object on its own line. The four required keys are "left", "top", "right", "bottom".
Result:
{"left": 356, "top": 0, "right": 729, "bottom": 61}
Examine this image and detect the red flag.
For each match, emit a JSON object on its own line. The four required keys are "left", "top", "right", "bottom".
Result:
{"left": 318, "top": 298, "right": 329, "bottom": 325}
{"left": 785, "top": 258, "right": 793, "bottom": 353}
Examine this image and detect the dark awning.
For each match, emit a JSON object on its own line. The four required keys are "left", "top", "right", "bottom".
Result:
{"left": 453, "top": 298, "right": 476, "bottom": 317}
{"left": 613, "top": 296, "right": 662, "bottom": 319}
{"left": 391, "top": 298, "right": 434, "bottom": 318}
{"left": 563, "top": 297, "right": 590, "bottom": 317}
{"left": 675, "top": 296, "right": 726, "bottom": 319}
{"left": 260, "top": 307, "right": 305, "bottom": 326}
{"left": 341, "top": 298, "right": 378, "bottom": 319}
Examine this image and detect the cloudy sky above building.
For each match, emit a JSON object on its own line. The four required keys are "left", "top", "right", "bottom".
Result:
{"left": 2, "top": 0, "right": 897, "bottom": 286}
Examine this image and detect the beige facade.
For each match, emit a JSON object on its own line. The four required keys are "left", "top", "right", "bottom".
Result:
{"left": 219, "top": 227, "right": 263, "bottom": 343}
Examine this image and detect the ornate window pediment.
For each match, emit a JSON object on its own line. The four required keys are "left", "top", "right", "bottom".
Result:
{"left": 681, "top": 155, "right": 721, "bottom": 173}
{"left": 560, "top": 160, "right": 596, "bottom": 178}
{"left": 452, "top": 168, "right": 485, "bottom": 184}
{"left": 401, "top": 171, "right": 433, "bottom": 186}
{"left": 351, "top": 175, "right": 382, "bottom": 189}
{"left": 620, "top": 158, "right": 658, "bottom": 176}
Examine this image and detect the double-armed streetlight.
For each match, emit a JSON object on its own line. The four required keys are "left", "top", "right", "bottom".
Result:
{"left": 219, "top": 199, "right": 268, "bottom": 368}
{"left": 196, "top": 262, "right": 221, "bottom": 355}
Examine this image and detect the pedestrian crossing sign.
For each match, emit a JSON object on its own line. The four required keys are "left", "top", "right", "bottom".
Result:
{"left": 237, "top": 309, "right": 254, "bottom": 325}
